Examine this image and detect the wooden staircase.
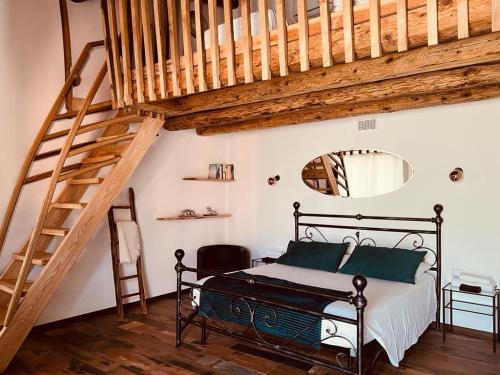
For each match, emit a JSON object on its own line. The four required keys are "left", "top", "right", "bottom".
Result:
{"left": 0, "top": 42, "right": 164, "bottom": 371}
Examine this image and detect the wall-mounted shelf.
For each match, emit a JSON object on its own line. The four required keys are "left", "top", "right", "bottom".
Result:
{"left": 157, "top": 214, "right": 231, "bottom": 221}
{"left": 182, "top": 177, "right": 234, "bottom": 182}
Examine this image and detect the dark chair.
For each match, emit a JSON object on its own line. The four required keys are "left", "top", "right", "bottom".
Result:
{"left": 197, "top": 245, "right": 250, "bottom": 280}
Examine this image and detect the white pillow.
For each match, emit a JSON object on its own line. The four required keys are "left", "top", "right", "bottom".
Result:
{"left": 414, "top": 262, "right": 432, "bottom": 281}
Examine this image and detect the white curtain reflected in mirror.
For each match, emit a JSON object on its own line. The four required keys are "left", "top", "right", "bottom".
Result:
{"left": 302, "top": 150, "right": 413, "bottom": 198}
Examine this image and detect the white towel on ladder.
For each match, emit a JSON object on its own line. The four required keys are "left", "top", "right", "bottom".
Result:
{"left": 116, "top": 220, "right": 142, "bottom": 264}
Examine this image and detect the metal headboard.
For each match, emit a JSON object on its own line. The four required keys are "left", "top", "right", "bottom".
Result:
{"left": 292, "top": 201, "right": 444, "bottom": 327}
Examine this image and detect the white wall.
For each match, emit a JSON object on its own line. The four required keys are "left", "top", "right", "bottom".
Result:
{"left": 223, "top": 98, "right": 500, "bottom": 332}
{"left": 1, "top": 0, "right": 499, "bottom": 334}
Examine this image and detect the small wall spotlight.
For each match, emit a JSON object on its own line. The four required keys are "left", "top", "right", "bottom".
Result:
{"left": 268, "top": 175, "right": 280, "bottom": 186}
{"left": 449, "top": 167, "right": 464, "bottom": 182}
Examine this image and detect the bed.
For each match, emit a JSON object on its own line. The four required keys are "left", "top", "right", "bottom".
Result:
{"left": 173, "top": 202, "right": 443, "bottom": 375}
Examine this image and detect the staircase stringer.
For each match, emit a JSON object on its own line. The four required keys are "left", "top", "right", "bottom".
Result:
{"left": 2, "top": 64, "right": 109, "bottom": 325}
{"left": 0, "top": 115, "right": 133, "bottom": 310}
{"left": 0, "top": 117, "right": 164, "bottom": 372}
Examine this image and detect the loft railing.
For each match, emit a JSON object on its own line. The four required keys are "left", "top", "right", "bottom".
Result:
{"left": 101, "top": 0, "right": 500, "bottom": 108}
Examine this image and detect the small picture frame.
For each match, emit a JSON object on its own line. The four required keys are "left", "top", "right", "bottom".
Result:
{"left": 209, "top": 163, "right": 234, "bottom": 180}
{"left": 224, "top": 164, "right": 234, "bottom": 180}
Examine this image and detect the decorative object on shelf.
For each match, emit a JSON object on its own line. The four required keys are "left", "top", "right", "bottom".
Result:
{"left": 267, "top": 175, "right": 280, "bottom": 185}
{"left": 205, "top": 206, "right": 218, "bottom": 216}
{"left": 157, "top": 214, "right": 231, "bottom": 221}
{"left": 208, "top": 164, "right": 224, "bottom": 179}
{"left": 183, "top": 177, "right": 234, "bottom": 182}
{"left": 179, "top": 209, "right": 196, "bottom": 218}
{"left": 208, "top": 163, "right": 235, "bottom": 180}
{"left": 449, "top": 167, "right": 464, "bottom": 182}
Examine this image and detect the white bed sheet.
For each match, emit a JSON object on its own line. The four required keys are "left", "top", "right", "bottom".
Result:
{"left": 194, "top": 263, "right": 436, "bottom": 367}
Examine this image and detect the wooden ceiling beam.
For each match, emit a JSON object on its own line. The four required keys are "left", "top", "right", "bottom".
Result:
{"left": 166, "top": 63, "right": 500, "bottom": 130}
{"left": 155, "top": 32, "right": 500, "bottom": 123}
{"left": 196, "top": 84, "right": 500, "bottom": 136}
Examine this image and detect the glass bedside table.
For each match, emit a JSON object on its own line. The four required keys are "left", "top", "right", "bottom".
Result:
{"left": 442, "top": 282, "right": 499, "bottom": 352}
{"left": 251, "top": 257, "right": 277, "bottom": 267}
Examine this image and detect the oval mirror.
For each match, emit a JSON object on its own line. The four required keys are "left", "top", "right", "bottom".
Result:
{"left": 302, "top": 150, "right": 413, "bottom": 198}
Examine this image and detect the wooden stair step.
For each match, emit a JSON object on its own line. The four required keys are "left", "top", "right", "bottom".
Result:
{"left": 0, "top": 279, "right": 33, "bottom": 295}
{"left": 13, "top": 251, "right": 53, "bottom": 266}
{"left": 50, "top": 202, "right": 87, "bottom": 209}
{"left": 81, "top": 155, "right": 118, "bottom": 164}
{"left": 67, "top": 178, "right": 104, "bottom": 185}
{"left": 41, "top": 227, "right": 70, "bottom": 237}
{"left": 58, "top": 157, "right": 121, "bottom": 182}
{"left": 67, "top": 134, "right": 134, "bottom": 157}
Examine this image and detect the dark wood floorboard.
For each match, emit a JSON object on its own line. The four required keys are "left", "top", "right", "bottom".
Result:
{"left": 5, "top": 297, "right": 499, "bottom": 374}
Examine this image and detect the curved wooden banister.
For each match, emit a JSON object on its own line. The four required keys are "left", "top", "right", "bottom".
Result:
{"left": 0, "top": 41, "right": 103, "bottom": 262}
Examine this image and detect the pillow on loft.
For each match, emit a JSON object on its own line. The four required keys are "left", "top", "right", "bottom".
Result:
{"left": 276, "top": 241, "right": 349, "bottom": 272}
{"left": 339, "top": 245, "right": 427, "bottom": 284}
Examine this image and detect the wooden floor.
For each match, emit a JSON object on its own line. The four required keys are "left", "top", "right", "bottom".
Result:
{"left": 5, "top": 296, "right": 499, "bottom": 374}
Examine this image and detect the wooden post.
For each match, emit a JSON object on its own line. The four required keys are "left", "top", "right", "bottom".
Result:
{"left": 427, "top": 0, "right": 439, "bottom": 45}
{"left": 369, "top": 0, "right": 382, "bottom": 58}
{"left": 194, "top": 0, "right": 208, "bottom": 91}
{"left": 397, "top": 0, "right": 409, "bottom": 51}
{"left": 259, "top": 0, "right": 271, "bottom": 79}
{"left": 208, "top": 0, "right": 221, "bottom": 89}
{"left": 59, "top": 0, "right": 73, "bottom": 111}
{"left": 167, "top": 0, "right": 181, "bottom": 95}
{"left": 297, "top": 0, "right": 309, "bottom": 71}
{"left": 131, "top": 0, "right": 145, "bottom": 102}
{"left": 342, "top": 0, "right": 355, "bottom": 63}
{"left": 119, "top": 0, "right": 134, "bottom": 104}
{"left": 457, "top": 0, "right": 469, "bottom": 38}
{"left": 140, "top": 0, "right": 157, "bottom": 101}
{"left": 320, "top": 0, "right": 332, "bottom": 67}
{"left": 181, "top": 0, "right": 195, "bottom": 93}
{"left": 493, "top": 0, "right": 500, "bottom": 31}
{"left": 275, "top": 0, "right": 288, "bottom": 76}
{"left": 224, "top": 0, "right": 236, "bottom": 86}
{"left": 240, "top": 0, "right": 253, "bottom": 83}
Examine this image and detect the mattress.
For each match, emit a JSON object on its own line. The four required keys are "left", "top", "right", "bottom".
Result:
{"left": 194, "top": 263, "right": 436, "bottom": 366}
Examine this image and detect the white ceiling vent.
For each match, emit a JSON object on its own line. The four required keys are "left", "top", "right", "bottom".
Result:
{"left": 358, "top": 119, "right": 376, "bottom": 131}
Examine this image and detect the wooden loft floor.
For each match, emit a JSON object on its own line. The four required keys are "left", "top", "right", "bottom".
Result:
{"left": 8, "top": 296, "right": 500, "bottom": 374}
{"left": 101, "top": 0, "right": 500, "bottom": 135}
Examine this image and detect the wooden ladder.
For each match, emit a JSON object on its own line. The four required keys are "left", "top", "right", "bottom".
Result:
{"left": 0, "top": 42, "right": 164, "bottom": 371}
{"left": 107, "top": 187, "right": 147, "bottom": 321}
{"left": 302, "top": 153, "right": 350, "bottom": 196}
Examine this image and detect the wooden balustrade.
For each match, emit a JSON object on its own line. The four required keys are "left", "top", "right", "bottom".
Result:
{"left": 101, "top": 0, "right": 497, "bottom": 108}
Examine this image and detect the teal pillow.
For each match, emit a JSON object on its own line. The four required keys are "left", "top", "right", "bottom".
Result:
{"left": 339, "top": 245, "right": 426, "bottom": 284}
{"left": 276, "top": 241, "right": 349, "bottom": 272}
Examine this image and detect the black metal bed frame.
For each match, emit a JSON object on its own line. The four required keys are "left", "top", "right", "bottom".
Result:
{"left": 174, "top": 202, "right": 443, "bottom": 375}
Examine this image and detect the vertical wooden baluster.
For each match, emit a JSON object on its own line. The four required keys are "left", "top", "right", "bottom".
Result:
{"left": 241, "top": 0, "right": 253, "bottom": 83}
{"left": 119, "top": 0, "right": 133, "bottom": 104}
{"left": 492, "top": 0, "right": 500, "bottom": 31}
{"left": 457, "top": 0, "right": 469, "bottom": 39}
{"left": 141, "top": 0, "right": 157, "bottom": 101}
{"left": 369, "top": 0, "right": 382, "bottom": 58}
{"left": 342, "top": 0, "right": 354, "bottom": 63}
{"left": 100, "top": 1, "right": 117, "bottom": 108}
{"left": 131, "top": 0, "right": 145, "bottom": 103}
{"left": 397, "top": 0, "right": 408, "bottom": 51}
{"left": 181, "top": 0, "right": 195, "bottom": 94}
{"left": 167, "top": 0, "right": 181, "bottom": 96}
{"left": 297, "top": 0, "right": 309, "bottom": 71}
{"left": 427, "top": 0, "right": 438, "bottom": 45}
{"left": 194, "top": 0, "right": 207, "bottom": 91}
{"left": 208, "top": 0, "right": 221, "bottom": 89}
{"left": 107, "top": 0, "right": 125, "bottom": 107}
{"left": 224, "top": 0, "right": 236, "bottom": 85}
{"left": 319, "top": 0, "right": 332, "bottom": 67}
{"left": 276, "top": 0, "right": 288, "bottom": 76}
{"left": 259, "top": 0, "right": 271, "bottom": 79}
{"left": 153, "top": 0, "right": 168, "bottom": 98}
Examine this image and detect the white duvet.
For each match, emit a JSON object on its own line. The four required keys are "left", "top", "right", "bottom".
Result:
{"left": 195, "top": 263, "right": 436, "bottom": 367}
